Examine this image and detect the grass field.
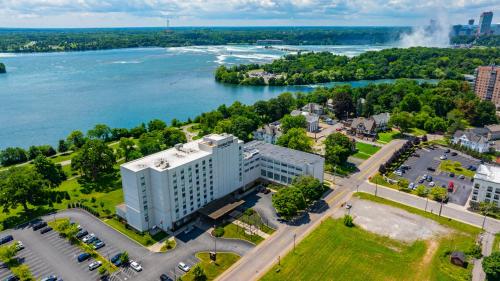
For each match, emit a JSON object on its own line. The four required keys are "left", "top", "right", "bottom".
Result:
{"left": 238, "top": 209, "right": 276, "bottom": 235}
{"left": 104, "top": 218, "right": 167, "bottom": 246}
{"left": 377, "top": 130, "right": 401, "bottom": 144}
{"left": 222, "top": 223, "right": 264, "bottom": 245}
{"left": 409, "top": 128, "right": 427, "bottom": 136}
{"left": 353, "top": 142, "right": 381, "bottom": 160}
{"left": 182, "top": 252, "right": 240, "bottom": 281}
{"left": 262, "top": 194, "right": 479, "bottom": 281}
{"left": 439, "top": 160, "right": 475, "bottom": 178}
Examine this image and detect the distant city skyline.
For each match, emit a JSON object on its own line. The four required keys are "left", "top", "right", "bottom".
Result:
{"left": 0, "top": 0, "right": 498, "bottom": 28}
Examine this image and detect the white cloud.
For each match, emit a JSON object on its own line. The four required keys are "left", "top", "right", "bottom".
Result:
{"left": 0, "top": 0, "right": 498, "bottom": 27}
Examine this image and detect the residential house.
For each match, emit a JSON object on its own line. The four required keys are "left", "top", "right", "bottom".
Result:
{"left": 349, "top": 112, "right": 390, "bottom": 137}
{"left": 253, "top": 121, "right": 282, "bottom": 144}
{"left": 372, "top": 112, "right": 390, "bottom": 132}
{"left": 291, "top": 110, "right": 319, "bottom": 133}
{"left": 301, "top": 103, "right": 324, "bottom": 116}
{"left": 452, "top": 128, "right": 491, "bottom": 153}
{"left": 486, "top": 124, "right": 500, "bottom": 140}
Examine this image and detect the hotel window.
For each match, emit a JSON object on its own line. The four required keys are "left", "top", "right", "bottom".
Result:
{"left": 495, "top": 195, "right": 499, "bottom": 200}
{"left": 486, "top": 193, "right": 492, "bottom": 198}
{"left": 488, "top": 186, "right": 493, "bottom": 192}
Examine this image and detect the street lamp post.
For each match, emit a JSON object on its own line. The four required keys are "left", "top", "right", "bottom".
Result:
{"left": 438, "top": 198, "right": 443, "bottom": 216}
{"left": 214, "top": 225, "right": 217, "bottom": 254}
{"left": 375, "top": 182, "right": 378, "bottom": 197}
{"left": 425, "top": 197, "right": 429, "bottom": 212}
{"left": 482, "top": 214, "right": 487, "bottom": 230}
{"left": 293, "top": 233, "right": 296, "bottom": 252}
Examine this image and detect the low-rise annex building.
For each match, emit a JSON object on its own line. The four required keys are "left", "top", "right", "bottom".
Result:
{"left": 118, "top": 133, "right": 324, "bottom": 232}
{"left": 471, "top": 164, "right": 500, "bottom": 206}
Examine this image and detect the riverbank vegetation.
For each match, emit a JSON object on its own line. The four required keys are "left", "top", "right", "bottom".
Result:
{"left": 215, "top": 47, "right": 500, "bottom": 85}
{"left": 0, "top": 62, "right": 5, "bottom": 73}
{"left": 0, "top": 27, "right": 410, "bottom": 53}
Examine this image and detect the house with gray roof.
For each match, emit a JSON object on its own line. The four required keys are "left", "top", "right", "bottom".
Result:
{"left": 349, "top": 112, "right": 390, "bottom": 137}
{"left": 452, "top": 128, "right": 491, "bottom": 153}
{"left": 301, "top": 103, "right": 324, "bottom": 116}
{"left": 290, "top": 110, "right": 319, "bottom": 133}
{"left": 486, "top": 124, "right": 500, "bottom": 140}
{"left": 253, "top": 121, "right": 282, "bottom": 144}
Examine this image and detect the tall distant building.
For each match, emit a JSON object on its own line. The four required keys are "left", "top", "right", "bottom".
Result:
{"left": 469, "top": 19, "right": 475, "bottom": 26}
{"left": 474, "top": 66, "right": 500, "bottom": 108}
{"left": 477, "top": 11, "right": 493, "bottom": 36}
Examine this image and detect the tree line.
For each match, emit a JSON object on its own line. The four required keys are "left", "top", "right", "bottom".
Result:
{"left": 0, "top": 63, "right": 5, "bottom": 73}
{"left": 451, "top": 35, "right": 500, "bottom": 47}
{"left": 215, "top": 47, "right": 500, "bottom": 85}
{"left": 0, "top": 27, "right": 410, "bottom": 53}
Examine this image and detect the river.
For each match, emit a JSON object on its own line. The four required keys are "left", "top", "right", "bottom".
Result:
{"left": 0, "top": 44, "right": 397, "bottom": 149}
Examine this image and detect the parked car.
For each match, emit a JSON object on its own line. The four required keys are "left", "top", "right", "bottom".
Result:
{"left": 88, "top": 261, "right": 102, "bottom": 271}
{"left": 451, "top": 152, "right": 457, "bottom": 156}
{"left": 459, "top": 175, "right": 465, "bottom": 180}
{"left": 130, "top": 260, "right": 143, "bottom": 272}
{"left": 160, "top": 274, "right": 173, "bottom": 281}
{"left": 445, "top": 148, "right": 451, "bottom": 153}
{"left": 448, "top": 181, "right": 455, "bottom": 192}
{"left": 40, "top": 275, "right": 59, "bottom": 281}
{"left": 15, "top": 241, "right": 24, "bottom": 251}
{"left": 468, "top": 165, "right": 477, "bottom": 171}
{"left": 440, "top": 155, "right": 447, "bottom": 160}
{"left": 345, "top": 203, "right": 352, "bottom": 209}
{"left": 4, "top": 275, "right": 18, "bottom": 281}
{"left": 449, "top": 172, "right": 455, "bottom": 177}
{"left": 0, "top": 235, "right": 13, "bottom": 245}
{"left": 178, "top": 262, "right": 190, "bottom": 272}
{"left": 427, "top": 167, "right": 436, "bottom": 172}
{"left": 393, "top": 170, "right": 403, "bottom": 176}
{"left": 77, "top": 252, "right": 91, "bottom": 262}
{"left": 40, "top": 227, "right": 53, "bottom": 234}
{"left": 418, "top": 178, "right": 425, "bottom": 184}
{"left": 426, "top": 175, "right": 433, "bottom": 182}
{"left": 408, "top": 182, "right": 415, "bottom": 189}
{"left": 429, "top": 181, "right": 435, "bottom": 187}
{"left": 82, "top": 233, "right": 95, "bottom": 243}
{"left": 111, "top": 253, "right": 123, "bottom": 267}
{"left": 412, "top": 153, "right": 420, "bottom": 157}
{"left": 76, "top": 230, "right": 88, "bottom": 239}
{"left": 93, "top": 240, "right": 105, "bottom": 250}
{"left": 32, "top": 221, "right": 47, "bottom": 231}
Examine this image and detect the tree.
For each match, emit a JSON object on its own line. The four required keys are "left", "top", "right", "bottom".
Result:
{"left": 271, "top": 186, "right": 306, "bottom": 220}
{"left": 192, "top": 265, "right": 207, "bottom": 281}
{"left": 0, "top": 243, "right": 18, "bottom": 263}
{"left": 329, "top": 88, "right": 355, "bottom": 119}
{"left": 0, "top": 166, "right": 49, "bottom": 213}
{"left": 397, "top": 178, "right": 410, "bottom": 191}
{"left": 58, "top": 139, "right": 69, "bottom": 153}
{"left": 130, "top": 123, "right": 147, "bottom": 138}
{"left": 430, "top": 187, "right": 447, "bottom": 202}
{"left": 389, "top": 111, "right": 414, "bottom": 133}
{"left": 138, "top": 132, "right": 163, "bottom": 156}
{"left": 473, "top": 101, "right": 498, "bottom": 127}
{"left": 33, "top": 155, "right": 66, "bottom": 187}
{"left": 148, "top": 119, "right": 167, "bottom": 132}
{"left": 483, "top": 251, "right": 500, "bottom": 281}
{"left": 87, "top": 124, "right": 111, "bottom": 141}
{"left": 67, "top": 130, "right": 86, "bottom": 149}
{"left": 399, "top": 93, "right": 421, "bottom": 112}
{"left": 277, "top": 128, "right": 312, "bottom": 152}
{"left": 415, "top": 185, "right": 428, "bottom": 197}
{"left": 292, "top": 175, "right": 324, "bottom": 202}
{"left": 0, "top": 147, "right": 28, "bottom": 166}
{"left": 324, "top": 133, "right": 355, "bottom": 166}
{"left": 280, "top": 115, "right": 306, "bottom": 133}
{"left": 163, "top": 127, "right": 187, "bottom": 147}
{"left": 119, "top": 138, "right": 137, "bottom": 161}
{"left": 71, "top": 139, "right": 116, "bottom": 182}
{"left": 120, "top": 251, "right": 129, "bottom": 264}
{"left": 110, "top": 128, "right": 130, "bottom": 141}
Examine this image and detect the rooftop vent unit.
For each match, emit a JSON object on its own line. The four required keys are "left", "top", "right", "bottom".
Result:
{"left": 154, "top": 158, "right": 170, "bottom": 169}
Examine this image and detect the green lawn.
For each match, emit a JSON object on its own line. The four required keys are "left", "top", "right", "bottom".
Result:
{"left": 439, "top": 160, "right": 475, "bottom": 178}
{"left": 222, "top": 223, "right": 264, "bottom": 245}
{"left": 409, "top": 127, "right": 427, "bottom": 136}
{"left": 182, "top": 252, "right": 240, "bottom": 281}
{"left": 104, "top": 218, "right": 167, "bottom": 246}
{"left": 262, "top": 195, "right": 479, "bottom": 281}
{"left": 377, "top": 130, "right": 401, "bottom": 144}
{"left": 493, "top": 233, "right": 500, "bottom": 252}
{"left": 353, "top": 142, "right": 381, "bottom": 160}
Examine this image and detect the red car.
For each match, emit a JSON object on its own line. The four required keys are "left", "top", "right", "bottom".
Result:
{"left": 448, "top": 181, "right": 454, "bottom": 192}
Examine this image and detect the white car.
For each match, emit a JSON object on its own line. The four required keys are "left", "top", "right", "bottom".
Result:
{"left": 408, "top": 182, "right": 415, "bottom": 190}
{"left": 178, "top": 262, "right": 190, "bottom": 272}
{"left": 15, "top": 241, "right": 25, "bottom": 250}
{"left": 130, "top": 260, "right": 143, "bottom": 272}
{"left": 393, "top": 170, "right": 402, "bottom": 176}
{"left": 429, "top": 181, "right": 435, "bottom": 187}
{"left": 88, "top": 261, "right": 102, "bottom": 271}
{"left": 82, "top": 233, "right": 95, "bottom": 243}
{"left": 440, "top": 155, "right": 447, "bottom": 160}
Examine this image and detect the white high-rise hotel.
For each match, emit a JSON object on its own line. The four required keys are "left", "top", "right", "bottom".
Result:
{"left": 118, "top": 133, "right": 324, "bottom": 232}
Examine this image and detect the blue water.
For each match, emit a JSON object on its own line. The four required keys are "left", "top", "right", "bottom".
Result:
{"left": 0, "top": 45, "right": 394, "bottom": 149}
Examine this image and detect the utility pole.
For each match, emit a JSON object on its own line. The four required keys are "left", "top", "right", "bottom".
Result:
{"left": 356, "top": 184, "right": 359, "bottom": 193}
{"left": 425, "top": 197, "right": 429, "bottom": 212}
{"left": 438, "top": 197, "right": 443, "bottom": 216}
{"left": 375, "top": 182, "right": 378, "bottom": 197}
{"left": 293, "top": 233, "right": 296, "bottom": 252}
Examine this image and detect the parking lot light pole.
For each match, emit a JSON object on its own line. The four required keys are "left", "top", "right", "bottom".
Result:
{"left": 293, "top": 233, "right": 296, "bottom": 253}
{"left": 375, "top": 183, "right": 378, "bottom": 197}
{"left": 425, "top": 197, "right": 429, "bottom": 212}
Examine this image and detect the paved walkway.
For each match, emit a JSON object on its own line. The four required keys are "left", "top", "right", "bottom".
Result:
{"left": 232, "top": 220, "right": 270, "bottom": 239}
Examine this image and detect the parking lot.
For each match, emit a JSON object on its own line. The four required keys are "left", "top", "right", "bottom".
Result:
{"left": 398, "top": 145, "right": 480, "bottom": 206}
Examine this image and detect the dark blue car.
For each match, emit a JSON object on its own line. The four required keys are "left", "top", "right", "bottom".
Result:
{"left": 77, "top": 252, "right": 91, "bottom": 262}
{"left": 110, "top": 253, "right": 123, "bottom": 266}
{"left": 0, "top": 235, "right": 13, "bottom": 245}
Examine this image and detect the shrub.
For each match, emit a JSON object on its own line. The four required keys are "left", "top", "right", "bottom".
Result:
{"left": 343, "top": 214, "right": 354, "bottom": 227}
{"left": 213, "top": 226, "right": 225, "bottom": 237}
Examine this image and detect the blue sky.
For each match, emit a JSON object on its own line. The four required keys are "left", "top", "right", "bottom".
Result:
{"left": 0, "top": 0, "right": 498, "bottom": 28}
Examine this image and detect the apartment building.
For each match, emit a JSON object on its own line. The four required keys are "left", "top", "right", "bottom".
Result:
{"left": 474, "top": 66, "right": 500, "bottom": 108}
{"left": 119, "top": 133, "right": 324, "bottom": 232}
{"left": 471, "top": 164, "right": 500, "bottom": 207}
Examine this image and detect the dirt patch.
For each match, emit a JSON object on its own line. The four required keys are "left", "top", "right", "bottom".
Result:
{"left": 333, "top": 198, "right": 450, "bottom": 243}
